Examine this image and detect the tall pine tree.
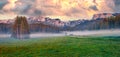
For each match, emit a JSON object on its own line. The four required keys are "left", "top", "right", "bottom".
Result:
{"left": 11, "top": 16, "right": 30, "bottom": 39}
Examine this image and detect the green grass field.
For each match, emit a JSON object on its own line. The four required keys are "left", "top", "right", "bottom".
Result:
{"left": 0, "top": 36, "right": 120, "bottom": 57}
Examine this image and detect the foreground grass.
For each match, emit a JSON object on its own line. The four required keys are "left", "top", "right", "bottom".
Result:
{"left": 0, "top": 36, "right": 120, "bottom": 57}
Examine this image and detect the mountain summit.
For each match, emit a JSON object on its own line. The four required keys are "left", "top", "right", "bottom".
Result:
{"left": 92, "top": 13, "right": 120, "bottom": 20}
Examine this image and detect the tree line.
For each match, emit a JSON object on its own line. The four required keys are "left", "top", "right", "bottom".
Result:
{"left": 66, "top": 15, "right": 120, "bottom": 31}
{"left": 0, "top": 15, "right": 120, "bottom": 39}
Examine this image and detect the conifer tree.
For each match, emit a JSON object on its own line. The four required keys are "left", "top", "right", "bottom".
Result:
{"left": 11, "top": 16, "right": 30, "bottom": 39}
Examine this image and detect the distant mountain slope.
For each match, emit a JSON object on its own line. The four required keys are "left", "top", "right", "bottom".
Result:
{"left": 0, "top": 13, "right": 120, "bottom": 33}
{"left": 92, "top": 13, "right": 120, "bottom": 20}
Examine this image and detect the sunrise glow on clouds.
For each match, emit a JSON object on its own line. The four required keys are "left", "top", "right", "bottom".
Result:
{"left": 0, "top": 0, "right": 119, "bottom": 21}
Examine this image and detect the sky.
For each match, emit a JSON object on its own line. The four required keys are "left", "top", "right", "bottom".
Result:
{"left": 0, "top": 0, "right": 120, "bottom": 21}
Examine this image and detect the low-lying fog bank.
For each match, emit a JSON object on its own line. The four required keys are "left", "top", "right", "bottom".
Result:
{"left": 63, "top": 29, "right": 120, "bottom": 36}
{"left": 0, "top": 29, "right": 120, "bottom": 38}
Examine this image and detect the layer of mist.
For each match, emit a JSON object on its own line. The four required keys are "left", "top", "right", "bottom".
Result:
{"left": 0, "top": 29, "right": 120, "bottom": 38}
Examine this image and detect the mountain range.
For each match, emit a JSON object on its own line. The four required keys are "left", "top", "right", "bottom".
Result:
{"left": 1, "top": 13, "right": 120, "bottom": 26}
{"left": 92, "top": 13, "right": 120, "bottom": 19}
{"left": 0, "top": 13, "right": 120, "bottom": 33}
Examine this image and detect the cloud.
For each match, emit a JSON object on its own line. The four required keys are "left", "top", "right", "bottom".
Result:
{"left": 114, "top": 0, "right": 120, "bottom": 12}
{"left": 0, "top": 1, "right": 7, "bottom": 9}
{"left": 0, "top": 0, "right": 119, "bottom": 21}
{"left": 89, "top": 5, "right": 98, "bottom": 11}
{"left": 114, "top": 0, "right": 120, "bottom": 5}
{"left": 3, "top": 0, "right": 18, "bottom": 11}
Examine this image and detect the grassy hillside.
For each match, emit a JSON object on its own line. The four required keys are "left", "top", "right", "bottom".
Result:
{"left": 0, "top": 36, "right": 120, "bottom": 57}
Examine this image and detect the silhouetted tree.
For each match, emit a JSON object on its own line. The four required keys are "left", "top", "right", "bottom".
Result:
{"left": 11, "top": 16, "right": 30, "bottom": 39}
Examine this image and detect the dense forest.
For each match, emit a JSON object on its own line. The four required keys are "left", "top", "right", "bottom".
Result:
{"left": 61, "top": 15, "right": 120, "bottom": 31}
{"left": 30, "top": 23, "right": 60, "bottom": 33}
{"left": 0, "top": 23, "right": 11, "bottom": 34}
